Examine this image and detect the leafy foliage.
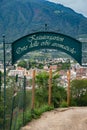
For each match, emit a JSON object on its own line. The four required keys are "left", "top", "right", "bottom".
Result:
{"left": 17, "top": 60, "right": 27, "bottom": 68}
{"left": 35, "top": 71, "right": 67, "bottom": 108}
{"left": 36, "top": 71, "right": 49, "bottom": 88}
{"left": 71, "top": 79, "right": 87, "bottom": 106}
{"left": 60, "top": 101, "right": 68, "bottom": 108}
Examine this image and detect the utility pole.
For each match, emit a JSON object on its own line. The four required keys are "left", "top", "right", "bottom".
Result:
{"left": 48, "top": 68, "right": 52, "bottom": 106}
{"left": 67, "top": 69, "right": 71, "bottom": 106}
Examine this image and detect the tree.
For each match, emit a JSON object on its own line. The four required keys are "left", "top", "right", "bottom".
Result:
{"left": 35, "top": 71, "right": 49, "bottom": 107}
{"left": 35, "top": 71, "right": 67, "bottom": 108}
{"left": 17, "top": 60, "right": 27, "bottom": 68}
{"left": 36, "top": 71, "right": 49, "bottom": 88}
{"left": 52, "top": 74, "right": 67, "bottom": 107}
{"left": 71, "top": 79, "right": 87, "bottom": 106}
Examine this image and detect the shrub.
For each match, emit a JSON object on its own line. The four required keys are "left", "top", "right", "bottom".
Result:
{"left": 60, "top": 101, "right": 68, "bottom": 108}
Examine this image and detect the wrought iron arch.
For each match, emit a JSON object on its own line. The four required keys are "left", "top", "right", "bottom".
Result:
{"left": 12, "top": 32, "right": 82, "bottom": 65}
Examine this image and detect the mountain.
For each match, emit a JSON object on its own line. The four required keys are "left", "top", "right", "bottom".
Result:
{"left": 0, "top": 0, "right": 87, "bottom": 42}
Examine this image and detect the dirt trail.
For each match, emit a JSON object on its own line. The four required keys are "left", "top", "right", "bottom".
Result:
{"left": 21, "top": 107, "right": 87, "bottom": 130}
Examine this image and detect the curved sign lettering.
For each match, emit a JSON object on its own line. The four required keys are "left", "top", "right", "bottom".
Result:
{"left": 12, "top": 32, "right": 82, "bottom": 65}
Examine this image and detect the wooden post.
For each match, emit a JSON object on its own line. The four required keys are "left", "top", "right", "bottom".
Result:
{"left": 32, "top": 69, "right": 36, "bottom": 110}
{"left": 67, "top": 69, "right": 71, "bottom": 106}
{"left": 48, "top": 68, "right": 52, "bottom": 106}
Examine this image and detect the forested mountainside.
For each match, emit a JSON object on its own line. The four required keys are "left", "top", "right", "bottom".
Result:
{"left": 0, "top": 0, "right": 87, "bottom": 42}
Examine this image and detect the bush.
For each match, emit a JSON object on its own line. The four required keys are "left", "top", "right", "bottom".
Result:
{"left": 31, "top": 104, "right": 54, "bottom": 119}
{"left": 71, "top": 79, "right": 87, "bottom": 106}
{"left": 70, "top": 99, "right": 77, "bottom": 106}
{"left": 60, "top": 101, "right": 68, "bottom": 108}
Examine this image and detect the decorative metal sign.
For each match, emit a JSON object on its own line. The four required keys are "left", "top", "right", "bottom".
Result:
{"left": 12, "top": 32, "right": 82, "bottom": 65}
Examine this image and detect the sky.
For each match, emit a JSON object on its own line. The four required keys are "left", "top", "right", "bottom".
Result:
{"left": 48, "top": 0, "right": 87, "bottom": 17}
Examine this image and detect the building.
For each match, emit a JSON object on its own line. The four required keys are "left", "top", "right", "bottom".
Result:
{"left": 76, "top": 67, "right": 87, "bottom": 79}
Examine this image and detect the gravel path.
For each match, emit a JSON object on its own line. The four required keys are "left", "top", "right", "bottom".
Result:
{"left": 21, "top": 107, "right": 87, "bottom": 130}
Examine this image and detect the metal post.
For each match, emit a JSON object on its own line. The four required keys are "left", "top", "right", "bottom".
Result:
{"left": 48, "top": 68, "right": 52, "bottom": 106}
{"left": 0, "top": 71, "right": 2, "bottom": 98}
{"left": 9, "top": 92, "right": 17, "bottom": 130}
{"left": 23, "top": 76, "right": 26, "bottom": 126}
{"left": 45, "top": 24, "right": 47, "bottom": 31}
{"left": 3, "top": 35, "right": 6, "bottom": 130}
{"left": 31, "top": 70, "right": 35, "bottom": 110}
{"left": 67, "top": 70, "right": 71, "bottom": 106}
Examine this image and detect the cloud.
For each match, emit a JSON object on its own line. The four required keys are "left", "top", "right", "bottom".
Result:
{"left": 48, "top": 0, "right": 87, "bottom": 17}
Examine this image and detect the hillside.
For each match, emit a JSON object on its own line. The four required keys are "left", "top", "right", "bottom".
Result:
{"left": 0, "top": 0, "right": 87, "bottom": 42}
